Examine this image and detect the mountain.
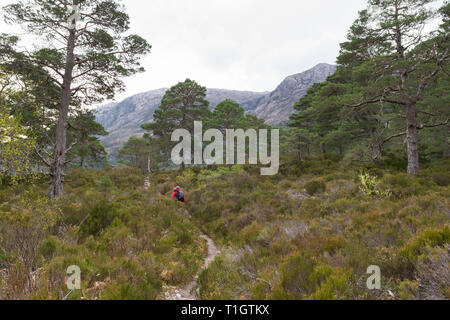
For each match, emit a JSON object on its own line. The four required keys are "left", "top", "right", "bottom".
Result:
{"left": 96, "top": 63, "right": 336, "bottom": 158}
{"left": 96, "top": 89, "right": 267, "bottom": 158}
{"left": 248, "top": 63, "right": 337, "bottom": 125}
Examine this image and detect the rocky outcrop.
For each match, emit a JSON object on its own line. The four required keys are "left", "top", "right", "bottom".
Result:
{"left": 248, "top": 63, "right": 336, "bottom": 125}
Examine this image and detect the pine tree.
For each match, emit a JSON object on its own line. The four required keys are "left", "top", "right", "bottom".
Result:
{"left": 67, "top": 110, "right": 108, "bottom": 168}
{"left": 290, "top": 0, "right": 449, "bottom": 174}
{"left": 338, "top": 0, "right": 449, "bottom": 175}
{"left": 117, "top": 136, "right": 150, "bottom": 173}
{"left": 206, "top": 99, "right": 247, "bottom": 133}
{"left": 142, "top": 79, "right": 211, "bottom": 167}
{"left": 1, "top": 0, "right": 151, "bottom": 197}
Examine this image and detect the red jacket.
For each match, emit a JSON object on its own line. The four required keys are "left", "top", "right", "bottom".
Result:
{"left": 171, "top": 189, "right": 186, "bottom": 203}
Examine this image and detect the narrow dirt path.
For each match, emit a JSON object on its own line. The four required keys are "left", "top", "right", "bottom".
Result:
{"left": 163, "top": 234, "right": 220, "bottom": 300}
{"left": 144, "top": 176, "right": 220, "bottom": 300}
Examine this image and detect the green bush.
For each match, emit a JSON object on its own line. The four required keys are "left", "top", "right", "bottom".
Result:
{"left": 398, "top": 280, "right": 419, "bottom": 300}
{"left": 40, "top": 236, "right": 60, "bottom": 260}
{"left": 380, "top": 173, "right": 427, "bottom": 197}
{"left": 279, "top": 254, "right": 316, "bottom": 298}
{"left": 358, "top": 172, "right": 392, "bottom": 198}
{"left": 80, "top": 201, "right": 117, "bottom": 238}
{"left": 96, "top": 175, "right": 114, "bottom": 191}
{"left": 306, "top": 265, "right": 352, "bottom": 300}
{"left": 432, "top": 172, "right": 450, "bottom": 187}
{"left": 305, "top": 180, "right": 326, "bottom": 196}
{"left": 401, "top": 226, "right": 450, "bottom": 261}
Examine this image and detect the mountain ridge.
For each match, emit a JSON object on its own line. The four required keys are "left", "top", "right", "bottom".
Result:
{"left": 96, "top": 63, "right": 336, "bottom": 158}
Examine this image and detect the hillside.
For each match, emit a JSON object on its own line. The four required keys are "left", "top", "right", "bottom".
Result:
{"left": 95, "top": 63, "right": 336, "bottom": 158}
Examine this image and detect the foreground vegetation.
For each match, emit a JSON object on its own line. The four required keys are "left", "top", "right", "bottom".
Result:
{"left": 0, "top": 157, "right": 449, "bottom": 300}
{"left": 158, "top": 157, "right": 449, "bottom": 300}
{"left": 0, "top": 168, "right": 205, "bottom": 300}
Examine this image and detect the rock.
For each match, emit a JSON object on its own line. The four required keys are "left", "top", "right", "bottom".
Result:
{"left": 287, "top": 190, "right": 309, "bottom": 201}
{"left": 249, "top": 63, "right": 336, "bottom": 125}
{"left": 283, "top": 222, "right": 309, "bottom": 240}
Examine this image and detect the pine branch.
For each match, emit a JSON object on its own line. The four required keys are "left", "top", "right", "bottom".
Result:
{"left": 34, "top": 147, "right": 52, "bottom": 168}
{"left": 65, "top": 140, "right": 78, "bottom": 154}
{"left": 383, "top": 131, "right": 407, "bottom": 144}
{"left": 418, "top": 119, "right": 449, "bottom": 130}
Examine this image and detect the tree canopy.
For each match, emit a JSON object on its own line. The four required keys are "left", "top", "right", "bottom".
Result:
{"left": 289, "top": 0, "right": 449, "bottom": 174}
{"left": 1, "top": 0, "right": 151, "bottom": 197}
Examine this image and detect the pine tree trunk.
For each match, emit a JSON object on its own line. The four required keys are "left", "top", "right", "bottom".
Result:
{"left": 406, "top": 103, "right": 420, "bottom": 176}
{"left": 49, "top": 29, "right": 76, "bottom": 199}
{"left": 371, "top": 141, "right": 382, "bottom": 160}
{"left": 321, "top": 143, "right": 326, "bottom": 155}
{"left": 443, "top": 129, "right": 449, "bottom": 159}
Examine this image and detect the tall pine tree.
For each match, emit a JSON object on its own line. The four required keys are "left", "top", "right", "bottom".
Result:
{"left": 142, "top": 79, "right": 210, "bottom": 167}
{"left": 1, "top": 0, "right": 151, "bottom": 197}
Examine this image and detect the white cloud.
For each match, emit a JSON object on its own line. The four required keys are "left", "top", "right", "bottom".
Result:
{"left": 119, "top": 0, "right": 370, "bottom": 98}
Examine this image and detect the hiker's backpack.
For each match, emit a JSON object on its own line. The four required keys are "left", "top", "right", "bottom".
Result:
{"left": 176, "top": 190, "right": 185, "bottom": 202}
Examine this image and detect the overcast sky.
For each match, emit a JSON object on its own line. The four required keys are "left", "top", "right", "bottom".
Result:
{"left": 0, "top": 0, "right": 373, "bottom": 101}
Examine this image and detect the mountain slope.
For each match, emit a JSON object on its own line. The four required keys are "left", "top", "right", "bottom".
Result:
{"left": 249, "top": 63, "right": 336, "bottom": 125}
{"left": 96, "top": 63, "right": 336, "bottom": 158}
{"left": 96, "top": 89, "right": 267, "bottom": 158}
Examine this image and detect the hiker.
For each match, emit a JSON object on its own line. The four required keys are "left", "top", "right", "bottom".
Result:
{"left": 171, "top": 186, "right": 186, "bottom": 203}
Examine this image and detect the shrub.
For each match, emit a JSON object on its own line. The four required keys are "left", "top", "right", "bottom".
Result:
{"left": 2, "top": 152, "right": 449, "bottom": 300}
{"left": 401, "top": 226, "right": 450, "bottom": 261}
{"left": 241, "top": 222, "right": 263, "bottom": 244}
{"left": 107, "top": 168, "right": 143, "bottom": 189}
{"left": 40, "top": 237, "right": 60, "bottom": 260}
{"left": 380, "top": 173, "right": 427, "bottom": 198}
{"left": 305, "top": 180, "right": 326, "bottom": 196}
{"left": 432, "top": 172, "right": 450, "bottom": 187}
{"left": 358, "top": 172, "right": 392, "bottom": 198}
{"left": 0, "top": 206, "right": 57, "bottom": 272}
{"left": 80, "top": 201, "right": 117, "bottom": 238}
{"left": 0, "top": 201, "right": 58, "bottom": 298}
{"left": 176, "top": 169, "right": 196, "bottom": 189}
{"left": 96, "top": 175, "right": 114, "bottom": 191}
{"left": 231, "top": 171, "right": 255, "bottom": 190}
{"left": 198, "top": 255, "right": 246, "bottom": 300}
{"left": 102, "top": 275, "right": 162, "bottom": 300}
{"left": 306, "top": 266, "right": 353, "bottom": 300}
{"left": 398, "top": 280, "right": 419, "bottom": 300}
{"left": 279, "top": 254, "right": 316, "bottom": 298}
